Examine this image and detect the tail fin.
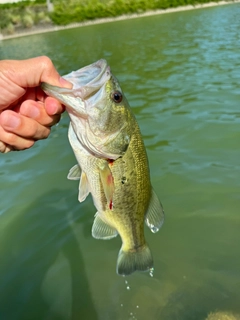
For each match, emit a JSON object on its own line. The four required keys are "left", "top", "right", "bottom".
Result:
{"left": 116, "top": 245, "right": 153, "bottom": 276}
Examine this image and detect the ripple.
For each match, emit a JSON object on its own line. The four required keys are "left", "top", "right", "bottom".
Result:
{"left": 2, "top": 4, "right": 240, "bottom": 319}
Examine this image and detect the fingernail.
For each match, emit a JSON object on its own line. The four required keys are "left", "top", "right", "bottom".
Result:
{"left": 59, "top": 77, "right": 73, "bottom": 89}
{"left": 28, "top": 105, "right": 40, "bottom": 119}
{"left": 45, "top": 97, "right": 59, "bottom": 115}
{"left": 2, "top": 113, "right": 21, "bottom": 129}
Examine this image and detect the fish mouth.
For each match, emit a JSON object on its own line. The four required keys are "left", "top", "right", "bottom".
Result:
{"left": 63, "top": 59, "right": 111, "bottom": 100}
{"left": 64, "top": 59, "right": 110, "bottom": 92}
{"left": 41, "top": 59, "right": 111, "bottom": 116}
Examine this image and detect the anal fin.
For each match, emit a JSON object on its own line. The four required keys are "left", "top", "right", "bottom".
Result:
{"left": 92, "top": 213, "right": 118, "bottom": 240}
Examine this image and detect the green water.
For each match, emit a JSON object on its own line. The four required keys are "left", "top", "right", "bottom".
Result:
{"left": 1, "top": 4, "right": 240, "bottom": 320}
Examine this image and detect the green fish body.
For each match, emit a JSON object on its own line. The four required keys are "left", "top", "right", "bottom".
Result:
{"left": 41, "top": 59, "right": 164, "bottom": 275}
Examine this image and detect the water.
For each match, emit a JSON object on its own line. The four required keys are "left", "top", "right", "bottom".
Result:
{"left": 1, "top": 3, "right": 240, "bottom": 319}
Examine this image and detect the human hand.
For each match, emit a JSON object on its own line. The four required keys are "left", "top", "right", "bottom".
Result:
{"left": 0, "top": 56, "right": 72, "bottom": 153}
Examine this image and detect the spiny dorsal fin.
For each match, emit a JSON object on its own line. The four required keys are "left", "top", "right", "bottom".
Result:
{"left": 92, "top": 213, "right": 118, "bottom": 240}
{"left": 78, "top": 171, "right": 89, "bottom": 202}
{"left": 145, "top": 188, "right": 165, "bottom": 233}
{"left": 67, "top": 164, "right": 81, "bottom": 180}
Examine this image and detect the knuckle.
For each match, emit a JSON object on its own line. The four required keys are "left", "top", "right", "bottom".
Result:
{"left": 36, "top": 125, "right": 51, "bottom": 140}
{"left": 42, "top": 127, "right": 51, "bottom": 139}
{"left": 39, "top": 56, "right": 54, "bottom": 70}
{"left": 27, "top": 121, "right": 39, "bottom": 137}
{"left": 5, "top": 132, "right": 17, "bottom": 145}
{"left": 51, "top": 114, "right": 61, "bottom": 125}
{"left": 23, "top": 140, "right": 34, "bottom": 149}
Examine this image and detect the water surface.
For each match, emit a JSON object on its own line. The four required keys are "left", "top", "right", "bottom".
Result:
{"left": 1, "top": 4, "right": 240, "bottom": 320}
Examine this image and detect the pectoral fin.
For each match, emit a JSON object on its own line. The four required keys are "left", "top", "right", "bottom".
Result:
{"left": 78, "top": 171, "right": 90, "bottom": 202}
{"left": 145, "top": 188, "right": 165, "bottom": 233}
{"left": 92, "top": 213, "right": 118, "bottom": 240}
{"left": 67, "top": 164, "right": 81, "bottom": 180}
{"left": 98, "top": 161, "right": 114, "bottom": 205}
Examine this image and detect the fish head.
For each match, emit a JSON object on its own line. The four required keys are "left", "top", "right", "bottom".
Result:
{"left": 41, "top": 59, "right": 134, "bottom": 159}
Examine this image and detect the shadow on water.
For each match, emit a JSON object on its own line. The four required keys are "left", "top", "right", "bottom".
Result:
{"left": 0, "top": 188, "right": 98, "bottom": 320}
{"left": 158, "top": 281, "right": 239, "bottom": 320}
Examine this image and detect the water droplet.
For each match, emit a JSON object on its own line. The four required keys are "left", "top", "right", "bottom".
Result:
{"left": 146, "top": 219, "right": 160, "bottom": 233}
{"left": 151, "top": 226, "right": 159, "bottom": 233}
{"left": 124, "top": 279, "right": 130, "bottom": 290}
{"left": 136, "top": 305, "right": 139, "bottom": 309}
{"left": 120, "top": 303, "right": 123, "bottom": 307}
{"left": 149, "top": 267, "right": 154, "bottom": 277}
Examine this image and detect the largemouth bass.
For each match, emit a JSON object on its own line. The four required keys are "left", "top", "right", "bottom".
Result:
{"left": 41, "top": 59, "right": 164, "bottom": 276}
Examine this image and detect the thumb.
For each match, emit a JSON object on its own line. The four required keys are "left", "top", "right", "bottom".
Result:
{"left": 2, "top": 56, "right": 72, "bottom": 89}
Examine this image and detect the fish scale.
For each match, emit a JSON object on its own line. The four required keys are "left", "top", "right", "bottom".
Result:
{"left": 41, "top": 59, "right": 165, "bottom": 276}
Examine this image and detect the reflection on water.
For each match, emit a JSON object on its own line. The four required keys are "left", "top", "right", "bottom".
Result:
{"left": 1, "top": 3, "right": 240, "bottom": 320}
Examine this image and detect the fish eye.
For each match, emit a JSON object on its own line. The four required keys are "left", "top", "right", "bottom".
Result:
{"left": 111, "top": 91, "right": 122, "bottom": 103}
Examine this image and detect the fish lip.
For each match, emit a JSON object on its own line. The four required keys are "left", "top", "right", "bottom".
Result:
{"left": 41, "top": 82, "right": 71, "bottom": 95}
{"left": 41, "top": 82, "right": 87, "bottom": 117}
{"left": 41, "top": 59, "right": 111, "bottom": 118}
{"left": 41, "top": 59, "right": 109, "bottom": 96}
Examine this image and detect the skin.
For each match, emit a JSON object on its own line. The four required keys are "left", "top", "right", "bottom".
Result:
{"left": 0, "top": 56, "right": 72, "bottom": 152}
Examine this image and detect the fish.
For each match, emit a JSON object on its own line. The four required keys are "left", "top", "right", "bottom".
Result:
{"left": 41, "top": 59, "right": 164, "bottom": 276}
